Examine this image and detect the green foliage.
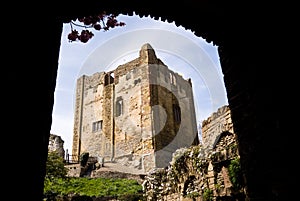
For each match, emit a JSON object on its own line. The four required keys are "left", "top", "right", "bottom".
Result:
{"left": 44, "top": 151, "right": 144, "bottom": 200}
{"left": 203, "top": 188, "right": 213, "bottom": 201}
{"left": 43, "top": 177, "right": 144, "bottom": 200}
{"left": 228, "top": 157, "right": 243, "bottom": 190}
{"left": 45, "top": 151, "right": 68, "bottom": 180}
{"left": 186, "top": 191, "right": 200, "bottom": 198}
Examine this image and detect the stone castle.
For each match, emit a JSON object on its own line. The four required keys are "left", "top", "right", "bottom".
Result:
{"left": 71, "top": 43, "right": 199, "bottom": 174}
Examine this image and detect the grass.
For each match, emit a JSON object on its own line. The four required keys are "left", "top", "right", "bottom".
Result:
{"left": 44, "top": 177, "right": 145, "bottom": 200}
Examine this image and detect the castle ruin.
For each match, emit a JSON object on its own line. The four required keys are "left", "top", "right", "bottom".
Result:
{"left": 201, "top": 105, "right": 234, "bottom": 150}
{"left": 72, "top": 43, "right": 199, "bottom": 174}
{"left": 48, "top": 133, "right": 65, "bottom": 158}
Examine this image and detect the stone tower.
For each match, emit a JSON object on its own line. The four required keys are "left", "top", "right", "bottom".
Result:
{"left": 72, "top": 43, "right": 199, "bottom": 173}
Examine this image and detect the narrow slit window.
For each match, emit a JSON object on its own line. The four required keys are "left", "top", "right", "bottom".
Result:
{"left": 116, "top": 97, "right": 123, "bottom": 117}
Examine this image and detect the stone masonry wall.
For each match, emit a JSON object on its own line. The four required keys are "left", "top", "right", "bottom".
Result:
{"left": 48, "top": 133, "right": 65, "bottom": 158}
{"left": 149, "top": 63, "right": 199, "bottom": 169}
{"left": 142, "top": 105, "right": 245, "bottom": 201}
{"left": 113, "top": 61, "right": 153, "bottom": 173}
{"left": 201, "top": 105, "right": 233, "bottom": 149}
{"left": 72, "top": 43, "right": 198, "bottom": 174}
{"left": 72, "top": 75, "right": 84, "bottom": 159}
{"left": 81, "top": 72, "right": 106, "bottom": 157}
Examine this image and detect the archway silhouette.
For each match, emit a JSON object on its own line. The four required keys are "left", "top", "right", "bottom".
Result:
{"left": 11, "top": 2, "right": 284, "bottom": 201}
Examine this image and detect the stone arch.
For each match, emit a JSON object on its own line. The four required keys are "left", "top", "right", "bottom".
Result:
{"left": 212, "top": 131, "right": 236, "bottom": 150}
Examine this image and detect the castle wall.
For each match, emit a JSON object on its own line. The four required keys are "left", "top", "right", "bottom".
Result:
{"left": 113, "top": 63, "right": 154, "bottom": 172}
{"left": 149, "top": 64, "right": 199, "bottom": 168}
{"left": 72, "top": 72, "right": 114, "bottom": 160}
{"left": 142, "top": 106, "right": 242, "bottom": 201}
{"left": 72, "top": 75, "right": 84, "bottom": 158}
{"left": 101, "top": 80, "right": 114, "bottom": 160}
{"left": 80, "top": 73, "right": 105, "bottom": 157}
{"left": 201, "top": 105, "right": 234, "bottom": 149}
{"left": 48, "top": 133, "right": 65, "bottom": 158}
{"left": 72, "top": 43, "right": 199, "bottom": 174}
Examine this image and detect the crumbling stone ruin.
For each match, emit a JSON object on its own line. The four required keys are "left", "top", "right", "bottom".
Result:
{"left": 142, "top": 105, "right": 245, "bottom": 201}
{"left": 48, "top": 133, "right": 65, "bottom": 158}
{"left": 71, "top": 43, "right": 199, "bottom": 174}
{"left": 201, "top": 105, "right": 234, "bottom": 150}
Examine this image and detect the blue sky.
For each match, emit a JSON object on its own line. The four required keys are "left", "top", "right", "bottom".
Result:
{"left": 51, "top": 13, "right": 228, "bottom": 154}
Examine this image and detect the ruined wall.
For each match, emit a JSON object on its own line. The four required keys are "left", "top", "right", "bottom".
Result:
{"left": 65, "top": 163, "right": 81, "bottom": 177}
{"left": 142, "top": 105, "right": 244, "bottom": 201}
{"left": 48, "top": 133, "right": 65, "bottom": 158}
{"left": 201, "top": 105, "right": 234, "bottom": 150}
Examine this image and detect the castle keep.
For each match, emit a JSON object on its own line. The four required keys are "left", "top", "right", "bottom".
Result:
{"left": 72, "top": 43, "right": 199, "bottom": 173}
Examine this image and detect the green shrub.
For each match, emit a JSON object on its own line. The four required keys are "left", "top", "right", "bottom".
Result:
{"left": 45, "top": 151, "right": 68, "bottom": 180}
{"left": 203, "top": 188, "right": 213, "bottom": 201}
{"left": 228, "top": 157, "right": 243, "bottom": 190}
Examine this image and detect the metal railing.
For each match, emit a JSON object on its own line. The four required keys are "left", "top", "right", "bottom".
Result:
{"left": 65, "top": 154, "right": 99, "bottom": 165}
{"left": 65, "top": 154, "right": 79, "bottom": 164}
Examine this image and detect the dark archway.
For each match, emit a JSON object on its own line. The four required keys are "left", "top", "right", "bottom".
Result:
{"left": 7, "top": 1, "right": 285, "bottom": 200}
